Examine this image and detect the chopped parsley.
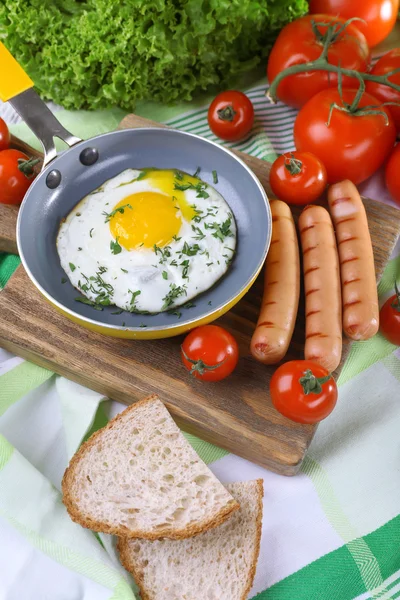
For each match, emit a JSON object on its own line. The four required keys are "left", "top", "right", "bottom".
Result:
{"left": 78, "top": 268, "right": 114, "bottom": 308}
{"left": 193, "top": 166, "right": 201, "bottom": 178}
{"left": 76, "top": 212, "right": 81, "bottom": 217}
{"left": 162, "top": 270, "right": 168, "bottom": 280}
{"left": 183, "top": 302, "right": 196, "bottom": 309}
{"left": 180, "top": 259, "right": 190, "bottom": 279}
{"left": 61, "top": 277, "right": 67, "bottom": 284}
{"left": 162, "top": 284, "right": 187, "bottom": 309}
{"left": 168, "top": 309, "right": 182, "bottom": 319}
{"left": 206, "top": 262, "right": 214, "bottom": 267}
{"left": 122, "top": 322, "right": 126, "bottom": 327}
{"left": 111, "top": 309, "right": 124, "bottom": 315}
{"left": 172, "top": 234, "right": 181, "bottom": 242}
{"left": 154, "top": 244, "right": 172, "bottom": 264}
{"left": 208, "top": 301, "right": 212, "bottom": 306}
{"left": 191, "top": 225, "right": 205, "bottom": 240}
{"left": 74, "top": 296, "right": 104, "bottom": 310}
{"left": 139, "top": 323, "right": 148, "bottom": 328}
{"left": 89, "top": 228, "right": 94, "bottom": 238}
{"left": 137, "top": 170, "right": 148, "bottom": 181}
{"left": 78, "top": 247, "right": 82, "bottom": 251}
{"left": 121, "top": 268, "right": 128, "bottom": 273}
{"left": 90, "top": 186, "right": 104, "bottom": 195}
{"left": 170, "top": 259, "right": 178, "bottom": 267}
{"left": 117, "top": 176, "right": 142, "bottom": 187}
{"left": 110, "top": 237, "right": 122, "bottom": 255}
{"left": 174, "top": 180, "right": 209, "bottom": 199}
{"left": 102, "top": 203, "right": 132, "bottom": 223}
{"left": 212, "top": 170, "right": 218, "bottom": 184}
{"left": 205, "top": 217, "right": 234, "bottom": 242}
{"left": 128, "top": 289, "right": 141, "bottom": 312}
{"left": 181, "top": 242, "right": 200, "bottom": 257}
{"left": 69, "top": 262, "right": 76, "bottom": 272}
{"left": 175, "top": 170, "right": 184, "bottom": 181}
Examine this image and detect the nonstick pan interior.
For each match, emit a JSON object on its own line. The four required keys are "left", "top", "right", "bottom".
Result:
{"left": 17, "top": 127, "right": 271, "bottom": 333}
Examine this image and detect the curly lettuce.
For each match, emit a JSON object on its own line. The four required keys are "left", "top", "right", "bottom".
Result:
{"left": 0, "top": 0, "right": 307, "bottom": 110}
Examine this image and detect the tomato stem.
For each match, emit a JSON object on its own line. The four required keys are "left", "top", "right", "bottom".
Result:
{"left": 181, "top": 346, "right": 227, "bottom": 377}
{"left": 284, "top": 153, "right": 302, "bottom": 175}
{"left": 266, "top": 19, "right": 400, "bottom": 105}
{"left": 299, "top": 369, "right": 332, "bottom": 395}
{"left": 392, "top": 280, "right": 400, "bottom": 313}
{"left": 217, "top": 105, "right": 237, "bottom": 122}
{"left": 18, "top": 157, "right": 40, "bottom": 178}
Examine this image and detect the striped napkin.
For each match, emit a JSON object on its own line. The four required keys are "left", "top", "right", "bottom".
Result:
{"left": 1, "top": 61, "right": 400, "bottom": 600}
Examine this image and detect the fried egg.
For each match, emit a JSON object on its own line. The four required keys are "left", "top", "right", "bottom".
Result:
{"left": 57, "top": 168, "right": 237, "bottom": 314}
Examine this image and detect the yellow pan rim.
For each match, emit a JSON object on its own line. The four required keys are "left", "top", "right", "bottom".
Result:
{"left": 44, "top": 266, "right": 261, "bottom": 339}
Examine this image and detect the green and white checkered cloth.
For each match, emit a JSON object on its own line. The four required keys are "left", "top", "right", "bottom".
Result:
{"left": 1, "top": 70, "right": 400, "bottom": 599}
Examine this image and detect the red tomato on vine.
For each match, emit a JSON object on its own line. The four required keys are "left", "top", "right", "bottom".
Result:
{"left": 267, "top": 14, "right": 370, "bottom": 108}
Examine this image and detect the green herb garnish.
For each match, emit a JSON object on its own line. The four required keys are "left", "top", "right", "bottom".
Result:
{"left": 212, "top": 170, "right": 218, "bottom": 184}
{"left": 183, "top": 302, "right": 196, "bottom": 309}
{"left": 121, "top": 268, "right": 128, "bottom": 273}
{"left": 128, "top": 289, "right": 141, "bottom": 312}
{"left": 111, "top": 309, "right": 124, "bottom": 315}
{"left": 181, "top": 242, "right": 200, "bottom": 257}
{"left": 162, "top": 284, "right": 187, "bottom": 309}
{"left": 205, "top": 217, "right": 233, "bottom": 242}
{"left": 139, "top": 323, "right": 148, "bottom": 328}
{"left": 191, "top": 225, "right": 205, "bottom": 240}
{"left": 74, "top": 296, "right": 104, "bottom": 310}
{"left": 193, "top": 166, "right": 201, "bottom": 178}
{"left": 162, "top": 270, "right": 168, "bottom": 280}
{"left": 61, "top": 277, "right": 67, "bottom": 284}
{"left": 172, "top": 234, "right": 181, "bottom": 242}
{"left": 180, "top": 259, "right": 190, "bottom": 279}
{"left": 174, "top": 181, "right": 209, "bottom": 199}
{"left": 102, "top": 203, "right": 132, "bottom": 223}
{"left": 69, "top": 262, "right": 76, "bottom": 272}
{"left": 110, "top": 236, "right": 122, "bottom": 255}
{"left": 89, "top": 228, "right": 94, "bottom": 238}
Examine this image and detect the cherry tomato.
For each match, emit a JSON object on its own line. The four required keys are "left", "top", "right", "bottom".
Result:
{"left": 270, "top": 360, "right": 338, "bottom": 424}
{"left": 294, "top": 88, "right": 396, "bottom": 185}
{"left": 181, "top": 325, "right": 239, "bottom": 381}
{"left": 269, "top": 151, "right": 327, "bottom": 205}
{"left": 309, "top": 0, "right": 399, "bottom": 48}
{"left": 0, "top": 118, "right": 10, "bottom": 152}
{"left": 0, "top": 149, "right": 39, "bottom": 205}
{"left": 267, "top": 14, "right": 370, "bottom": 109}
{"left": 385, "top": 144, "right": 400, "bottom": 206}
{"left": 366, "top": 50, "right": 400, "bottom": 131}
{"left": 380, "top": 284, "right": 400, "bottom": 345}
{"left": 208, "top": 91, "right": 254, "bottom": 142}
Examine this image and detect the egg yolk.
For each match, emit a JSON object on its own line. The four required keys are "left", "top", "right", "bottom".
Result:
{"left": 109, "top": 169, "right": 198, "bottom": 250}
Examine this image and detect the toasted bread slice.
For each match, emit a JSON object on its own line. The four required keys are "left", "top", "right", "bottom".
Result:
{"left": 118, "top": 480, "right": 264, "bottom": 600}
{"left": 62, "top": 395, "right": 239, "bottom": 539}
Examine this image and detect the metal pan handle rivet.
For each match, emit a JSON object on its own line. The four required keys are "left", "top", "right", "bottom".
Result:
{"left": 46, "top": 170, "right": 62, "bottom": 189}
{"left": 80, "top": 147, "right": 99, "bottom": 166}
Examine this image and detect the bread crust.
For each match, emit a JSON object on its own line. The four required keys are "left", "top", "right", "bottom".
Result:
{"left": 118, "top": 479, "right": 264, "bottom": 600}
{"left": 62, "top": 394, "right": 239, "bottom": 540}
{"left": 240, "top": 479, "right": 264, "bottom": 600}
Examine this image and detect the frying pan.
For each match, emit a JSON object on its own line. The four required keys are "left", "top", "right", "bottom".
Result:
{"left": 0, "top": 43, "right": 272, "bottom": 339}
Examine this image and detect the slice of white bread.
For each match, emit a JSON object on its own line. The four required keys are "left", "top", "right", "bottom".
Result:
{"left": 62, "top": 395, "right": 239, "bottom": 540}
{"left": 118, "top": 480, "right": 264, "bottom": 600}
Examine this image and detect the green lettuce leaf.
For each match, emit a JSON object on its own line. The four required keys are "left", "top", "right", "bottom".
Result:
{"left": 0, "top": 0, "right": 307, "bottom": 110}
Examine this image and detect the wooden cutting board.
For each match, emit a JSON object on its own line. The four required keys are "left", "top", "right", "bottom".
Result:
{"left": 0, "top": 115, "right": 399, "bottom": 476}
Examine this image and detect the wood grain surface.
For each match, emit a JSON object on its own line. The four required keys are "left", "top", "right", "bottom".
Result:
{"left": 0, "top": 115, "right": 399, "bottom": 476}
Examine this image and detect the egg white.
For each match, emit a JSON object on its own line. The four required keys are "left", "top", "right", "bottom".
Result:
{"left": 57, "top": 168, "right": 237, "bottom": 314}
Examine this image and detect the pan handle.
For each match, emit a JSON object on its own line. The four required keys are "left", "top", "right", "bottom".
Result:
{"left": 0, "top": 43, "right": 82, "bottom": 167}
